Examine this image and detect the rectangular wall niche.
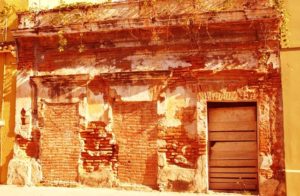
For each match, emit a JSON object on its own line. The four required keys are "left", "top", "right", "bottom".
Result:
{"left": 40, "top": 102, "right": 80, "bottom": 183}
{"left": 113, "top": 101, "right": 158, "bottom": 188}
{"left": 208, "top": 102, "right": 258, "bottom": 191}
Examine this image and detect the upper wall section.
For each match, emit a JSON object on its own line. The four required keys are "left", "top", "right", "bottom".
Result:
{"left": 13, "top": 0, "right": 282, "bottom": 73}
{"left": 16, "top": 0, "right": 279, "bottom": 32}
{"left": 27, "top": 0, "right": 274, "bottom": 11}
{"left": 28, "top": 0, "right": 107, "bottom": 10}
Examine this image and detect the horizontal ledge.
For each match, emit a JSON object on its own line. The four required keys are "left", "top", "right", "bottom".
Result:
{"left": 14, "top": 9, "right": 280, "bottom": 38}
{"left": 285, "top": 169, "right": 300, "bottom": 173}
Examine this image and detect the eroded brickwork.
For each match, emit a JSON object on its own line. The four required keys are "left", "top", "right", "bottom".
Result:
{"left": 164, "top": 126, "right": 199, "bottom": 168}
{"left": 162, "top": 106, "right": 200, "bottom": 169}
{"left": 80, "top": 121, "right": 117, "bottom": 173}
{"left": 15, "top": 130, "right": 40, "bottom": 159}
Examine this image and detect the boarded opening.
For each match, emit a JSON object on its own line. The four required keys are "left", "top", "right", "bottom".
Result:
{"left": 40, "top": 102, "right": 80, "bottom": 183}
{"left": 113, "top": 101, "right": 158, "bottom": 188}
{"left": 208, "top": 102, "right": 258, "bottom": 192}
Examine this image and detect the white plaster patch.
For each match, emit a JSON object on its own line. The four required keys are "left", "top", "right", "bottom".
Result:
{"left": 79, "top": 97, "right": 88, "bottom": 121}
{"left": 87, "top": 90, "right": 105, "bottom": 121}
{"left": 39, "top": 64, "right": 122, "bottom": 77}
{"left": 267, "top": 53, "right": 280, "bottom": 69}
{"left": 87, "top": 90, "right": 104, "bottom": 104}
{"left": 158, "top": 87, "right": 196, "bottom": 127}
{"left": 259, "top": 153, "right": 274, "bottom": 184}
{"left": 196, "top": 101, "right": 208, "bottom": 135}
{"left": 126, "top": 53, "right": 192, "bottom": 71}
{"left": 158, "top": 87, "right": 197, "bottom": 128}
{"left": 111, "top": 85, "right": 152, "bottom": 101}
{"left": 260, "top": 153, "right": 273, "bottom": 170}
{"left": 233, "top": 52, "right": 257, "bottom": 69}
{"left": 157, "top": 98, "right": 166, "bottom": 115}
{"left": 204, "top": 59, "right": 225, "bottom": 71}
{"left": 159, "top": 118, "right": 182, "bottom": 128}
{"left": 204, "top": 52, "right": 257, "bottom": 71}
{"left": 13, "top": 143, "right": 28, "bottom": 159}
{"left": 167, "top": 86, "right": 197, "bottom": 107}
{"left": 19, "top": 14, "right": 35, "bottom": 29}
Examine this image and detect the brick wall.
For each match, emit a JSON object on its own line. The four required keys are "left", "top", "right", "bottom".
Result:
{"left": 113, "top": 101, "right": 158, "bottom": 188}
{"left": 15, "top": 129, "right": 40, "bottom": 158}
{"left": 163, "top": 107, "right": 200, "bottom": 168}
{"left": 40, "top": 103, "right": 80, "bottom": 183}
{"left": 80, "top": 121, "right": 118, "bottom": 173}
{"left": 164, "top": 127, "right": 199, "bottom": 168}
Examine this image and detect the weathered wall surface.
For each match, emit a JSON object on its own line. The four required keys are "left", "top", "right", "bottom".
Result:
{"left": 7, "top": 1, "right": 285, "bottom": 195}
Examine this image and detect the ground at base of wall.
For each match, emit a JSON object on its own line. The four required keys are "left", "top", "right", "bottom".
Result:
{"left": 33, "top": 180, "right": 257, "bottom": 195}
{"left": 0, "top": 185, "right": 256, "bottom": 196}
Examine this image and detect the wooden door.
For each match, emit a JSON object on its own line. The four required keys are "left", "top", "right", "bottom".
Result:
{"left": 208, "top": 105, "right": 258, "bottom": 191}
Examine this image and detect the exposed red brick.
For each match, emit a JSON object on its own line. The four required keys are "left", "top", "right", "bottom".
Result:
{"left": 113, "top": 101, "right": 158, "bottom": 188}
{"left": 80, "top": 121, "right": 117, "bottom": 172}
{"left": 40, "top": 103, "right": 80, "bottom": 183}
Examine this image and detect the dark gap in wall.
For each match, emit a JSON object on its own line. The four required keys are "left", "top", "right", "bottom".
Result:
{"left": 207, "top": 102, "right": 257, "bottom": 108}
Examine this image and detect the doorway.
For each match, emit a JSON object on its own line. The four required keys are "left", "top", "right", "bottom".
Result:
{"left": 208, "top": 102, "right": 258, "bottom": 191}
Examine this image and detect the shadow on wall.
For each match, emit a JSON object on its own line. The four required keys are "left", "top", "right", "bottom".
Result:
{"left": 3, "top": 58, "right": 16, "bottom": 137}
{"left": 0, "top": 54, "right": 17, "bottom": 184}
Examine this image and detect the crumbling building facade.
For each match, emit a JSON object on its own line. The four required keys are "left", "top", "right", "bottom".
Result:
{"left": 7, "top": 0, "right": 286, "bottom": 195}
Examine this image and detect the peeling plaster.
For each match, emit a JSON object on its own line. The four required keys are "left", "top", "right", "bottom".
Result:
{"left": 111, "top": 85, "right": 152, "bottom": 101}
{"left": 39, "top": 64, "right": 122, "bottom": 77}
{"left": 260, "top": 153, "right": 273, "bottom": 170}
{"left": 87, "top": 90, "right": 105, "bottom": 121}
{"left": 259, "top": 153, "right": 274, "bottom": 183}
{"left": 126, "top": 53, "right": 192, "bottom": 71}
{"left": 204, "top": 52, "right": 258, "bottom": 71}
{"left": 232, "top": 52, "right": 258, "bottom": 69}
{"left": 158, "top": 86, "right": 196, "bottom": 127}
